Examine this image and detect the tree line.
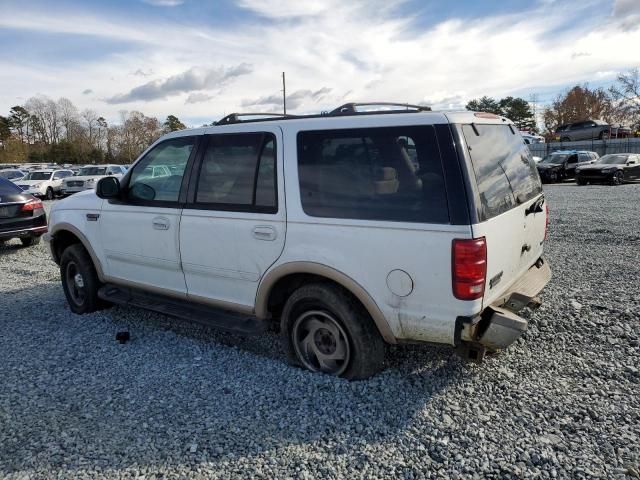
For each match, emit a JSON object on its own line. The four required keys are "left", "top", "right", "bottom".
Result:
{"left": 466, "top": 69, "right": 639, "bottom": 136}
{"left": 0, "top": 96, "right": 188, "bottom": 165}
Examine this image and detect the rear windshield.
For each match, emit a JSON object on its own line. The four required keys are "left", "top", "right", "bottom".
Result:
{"left": 298, "top": 126, "right": 448, "bottom": 224}
{"left": 461, "top": 124, "right": 542, "bottom": 220}
{"left": 597, "top": 154, "right": 630, "bottom": 165}
{"left": 0, "top": 177, "right": 21, "bottom": 195}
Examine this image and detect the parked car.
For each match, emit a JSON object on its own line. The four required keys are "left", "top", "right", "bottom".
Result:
{"left": 15, "top": 169, "right": 74, "bottom": 199}
{"left": 0, "top": 168, "right": 27, "bottom": 181}
{"left": 554, "top": 120, "right": 631, "bottom": 141}
{"left": 536, "top": 150, "right": 599, "bottom": 183}
{"left": 521, "top": 132, "right": 545, "bottom": 144}
{"left": 45, "top": 104, "right": 551, "bottom": 379}
{"left": 61, "top": 165, "right": 127, "bottom": 196}
{"left": 0, "top": 177, "right": 47, "bottom": 247}
{"left": 575, "top": 153, "right": 640, "bottom": 185}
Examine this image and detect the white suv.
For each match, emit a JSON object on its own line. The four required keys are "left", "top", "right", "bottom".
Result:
{"left": 16, "top": 169, "right": 74, "bottom": 199}
{"left": 61, "top": 164, "right": 127, "bottom": 196}
{"left": 45, "top": 104, "right": 551, "bottom": 379}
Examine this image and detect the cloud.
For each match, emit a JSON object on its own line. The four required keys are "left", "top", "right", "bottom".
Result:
{"left": 106, "top": 63, "right": 253, "bottom": 103}
{"left": 242, "top": 87, "right": 332, "bottom": 110}
{"left": 82, "top": 89, "right": 93, "bottom": 95}
{"left": 185, "top": 92, "right": 216, "bottom": 104}
{"left": 612, "top": 0, "right": 640, "bottom": 31}
{"left": 570, "top": 51, "right": 591, "bottom": 59}
{"left": 141, "top": 0, "right": 184, "bottom": 6}
{"left": 236, "top": 0, "right": 341, "bottom": 18}
{"left": 133, "top": 68, "right": 154, "bottom": 77}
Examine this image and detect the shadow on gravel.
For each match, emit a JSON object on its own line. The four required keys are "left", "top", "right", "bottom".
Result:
{"left": 0, "top": 283, "right": 469, "bottom": 476}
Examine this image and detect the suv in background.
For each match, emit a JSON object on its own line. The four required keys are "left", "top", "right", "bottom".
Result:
{"left": 45, "top": 105, "right": 550, "bottom": 379}
{"left": 16, "top": 169, "right": 74, "bottom": 199}
{"left": 555, "top": 120, "right": 631, "bottom": 141}
{"left": 61, "top": 164, "right": 127, "bottom": 196}
{"left": 536, "top": 150, "right": 599, "bottom": 183}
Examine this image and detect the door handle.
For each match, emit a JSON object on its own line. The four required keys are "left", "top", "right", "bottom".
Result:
{"left": 152, "top": 217, "right": 170, "bottom": 230}
{"left": 252, "top": 225, "right": 277, "bottom": 241}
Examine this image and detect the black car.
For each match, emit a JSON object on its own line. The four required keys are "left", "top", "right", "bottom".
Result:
{"left": 0, "top": 177, "right": 48, "bottom": 247}
{"left": 536, "top": 150, "right": 598, "bottom": 183}
{"left": 575, "top": 153, "right": 640, "bottom": 185}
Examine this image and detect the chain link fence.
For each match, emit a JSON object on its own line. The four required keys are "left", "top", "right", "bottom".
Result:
{"left": 528, "top": 137, "right": 640, "bottom": 158}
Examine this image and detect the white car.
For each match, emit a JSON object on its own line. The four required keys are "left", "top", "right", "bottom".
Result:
{"left": 61, "top": 165, "right": 127, "bottom": 196}
{"left": 16, "top": 169, "right": 74, "bottom": 200}
{"left": 0, "top": 168, "right": 27, "bottom": 182}
{"left": 521, "top": 132, "right": 545, "bottom": 144}
{"left": 45, "top": 104, "right": 551, "bottom": 379}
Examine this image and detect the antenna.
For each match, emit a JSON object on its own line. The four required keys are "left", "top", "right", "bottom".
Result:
{"left": 282, "top": 72, "right": 287, "bottom": 115}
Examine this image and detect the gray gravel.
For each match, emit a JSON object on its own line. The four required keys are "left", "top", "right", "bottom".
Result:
{"left": 1, "top": 184, "right": 639, "bottom": 479}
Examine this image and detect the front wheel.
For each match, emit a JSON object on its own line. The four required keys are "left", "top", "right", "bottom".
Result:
{"left": 611, "top": 171, "right": 624, "bottom": 185}
{"left": 576, "top": 178, "right": 587, "bottom": 186}
{"left": 45, "top": 187, "right": 54, "bottom": 200}
{"left": 281, "top": 283, "right": 385, "bottom": 380}
{"left": 60, "top": 244, "right": 108, "bottom": 314}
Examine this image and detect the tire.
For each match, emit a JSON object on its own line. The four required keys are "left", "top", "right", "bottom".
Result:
{"left": 60, "top": 244, "right": 108, "bottom": 314}
{"left": 576, "top": 178, "right": 587, "bottom": 186}
{"left": 611, "top": 171, "right": 624, "bottom": 185}
{"left": 599, "top": 131, "right": 609, "bottom": 140}
{"left": 280, "top": 283, "right": 385, "bottom": 380}
{"left": 20, "top": 235, "right": 41, "bottom": 247}
{"left": 45, "top": 187, "right": 54, "bottom": 200}
{"left": 561, "top": 137, "right": 570, "bottom": 142}
{"left": 548, "top": 171, "right": 558, "bottom": 183}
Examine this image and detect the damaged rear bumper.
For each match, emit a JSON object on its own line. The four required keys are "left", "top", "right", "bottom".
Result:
{"left": 458, "top": 258, "right": 551, "bottom": 354}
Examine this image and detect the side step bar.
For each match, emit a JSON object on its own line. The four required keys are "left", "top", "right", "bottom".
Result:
{"left": 98, "top": 284, "right": 270, "bottom": 335}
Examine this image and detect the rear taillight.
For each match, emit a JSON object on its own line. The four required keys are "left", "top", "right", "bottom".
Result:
{"left": 544, "top": 202, "right": 549, "bottom": 240}
{"left": 452, "top": 237, "right": 487, "bottom": 300}
{"left": 21, "top": 198, "right": 44, "bottom": 211}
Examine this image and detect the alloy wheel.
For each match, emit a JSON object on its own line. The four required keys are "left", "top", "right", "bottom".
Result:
{"left": 292, "top": 310, "right": 351, "bottom": 375}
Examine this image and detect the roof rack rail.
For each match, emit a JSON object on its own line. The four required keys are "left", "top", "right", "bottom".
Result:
{"left": 215, "top": 112, "right": 298, "bottom": 125}
{"left": 328, "top": 102, "right": 431, "bottom": 116}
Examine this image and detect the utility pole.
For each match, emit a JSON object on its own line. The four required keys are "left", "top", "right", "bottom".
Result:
{"left": 529, "top": 93, "right": 538, "bottom": 132}
{"left": 282, "top": 72, "right": 287, "bottom": 115}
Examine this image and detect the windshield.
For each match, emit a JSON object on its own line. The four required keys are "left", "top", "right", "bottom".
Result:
{"left": 25, "top": 171, "right": 52, "bottom": 180}
{"left": 540, "top": 154, "right": 568, "bottom": 164}
{"left": 596, "top": 154, "right": 629, "bottom": 165}
{"left": 78, "top": 167, "right": 107, "bottom": 176}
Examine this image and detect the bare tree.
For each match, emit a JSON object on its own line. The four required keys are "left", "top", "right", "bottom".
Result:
{"left": 57, "top": 97, "right": 79, "bottom": 141}
{"left": 609, "top": 68, "right": 640, "bottom": 125}
{"left": 81, "top": 109, "right": 99, "bottom": 147}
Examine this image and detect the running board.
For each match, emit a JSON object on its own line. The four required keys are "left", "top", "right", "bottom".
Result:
{"left": 97, "top": 284, "right": 269, "bottom": 335}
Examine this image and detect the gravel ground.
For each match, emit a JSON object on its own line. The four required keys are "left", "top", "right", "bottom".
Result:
{"left": 1, "top": 184, "right": 639, "bottom": 479}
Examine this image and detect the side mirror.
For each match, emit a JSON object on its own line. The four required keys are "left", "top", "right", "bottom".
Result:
{"left": 627, "top": 160, "right": 637, "bottom": 165}
{"left": 96, "top": 176, "right": 121, "bottom": 199}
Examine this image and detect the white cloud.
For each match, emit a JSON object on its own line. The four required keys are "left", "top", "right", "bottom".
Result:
{"left": 185, "top": 92, "right": 216, "bottom": 104}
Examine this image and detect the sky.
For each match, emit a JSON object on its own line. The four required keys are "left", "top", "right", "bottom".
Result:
{"left": 0, "top": 0, "right": 639, "bottom": 127}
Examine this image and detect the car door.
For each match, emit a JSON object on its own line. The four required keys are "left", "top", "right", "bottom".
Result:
{"left": 565, "top": 154, "right": 579, "bottom": 177}
{"left": 180, "top": 128, "right": 285, "bottom": 310}
{"left": 628, "top": 155, "right": 640, "bottom": 179}
{"left": 98, "top": 135, "right": 199, "bottom": 295}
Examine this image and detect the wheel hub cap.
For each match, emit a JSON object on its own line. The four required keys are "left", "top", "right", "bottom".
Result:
{"left": 74, "top": 273, "right": 84, "bottom": 288}
{"left": 292, "top": 310, "right": 350, "bottom": 375}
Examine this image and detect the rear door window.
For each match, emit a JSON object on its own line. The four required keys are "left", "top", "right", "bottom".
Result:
{"left": 461, "top": 124, "right": 542, "bottom": 220}
{"left": 297, "top": 126, "right": 448, "bottom": 224}
{"left": 194, "top": 133, "right": 277, "bottom": 212}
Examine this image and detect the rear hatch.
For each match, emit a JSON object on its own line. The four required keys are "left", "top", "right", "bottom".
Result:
{"left": 456, "top": 121, "right": 546, "bottom": 307}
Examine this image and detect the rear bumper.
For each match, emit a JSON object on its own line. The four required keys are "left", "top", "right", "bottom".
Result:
{"left": 459, "top": 258, "right": 551, "bottom": 350}
{"left": 0, "top": 225, "right": 48, "bottom": 240}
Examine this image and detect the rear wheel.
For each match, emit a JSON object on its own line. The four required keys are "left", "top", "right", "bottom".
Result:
{"left": 611, "top": 171, "right": 624, "bottom": 185}
{"left": 60, "top": 244, "right": 108, "bottom": 314}
{"left": 600, "top": 131, "right": 609, "bottom": 140}
{"left": 281, "top": 283, "right": 385, "bottom": 380}
{"left": 20, "top": 236, "right": 41, "bottom": 247}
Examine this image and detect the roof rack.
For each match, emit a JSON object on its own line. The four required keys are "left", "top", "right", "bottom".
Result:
{"left": 215, "top": 112, "right": 298, "bottom": 125}
{"left": 214, "top": 102, "right": 432, "bottom": 125}
{"left": 328, "top": 102, "right": 431, "bottom": 116}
